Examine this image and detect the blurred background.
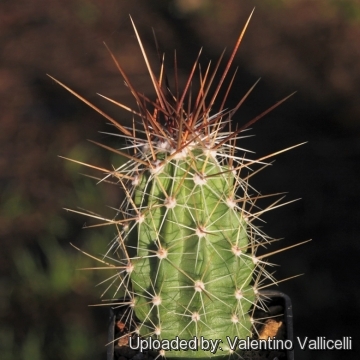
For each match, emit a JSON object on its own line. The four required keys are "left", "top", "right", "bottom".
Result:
{"left": 1, "top": 0, "right": 359, "bottom": 359}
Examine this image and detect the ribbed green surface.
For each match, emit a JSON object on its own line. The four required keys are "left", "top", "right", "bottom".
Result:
{"left": 129, "top": 151, "right": 255, "bottom": 358}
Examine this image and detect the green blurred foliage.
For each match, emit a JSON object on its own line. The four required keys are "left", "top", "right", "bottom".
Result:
{"left": 331, "top": 0, "right": 360, "bottom": 22}
{"left": 75, "top": 0, "right": 101, "bottom": 26}
{"left": 0, "top": 191, "right": 32, "bottom": 219}
{"left": 263, "top": 0, "right": 360, "bottom": 22}
{"left": 1, "top": 142, "right": 123, "bottom": 360}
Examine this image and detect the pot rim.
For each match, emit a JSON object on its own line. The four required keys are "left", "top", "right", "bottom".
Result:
{"left": 107, "top": 289, "right": 294, "bottom": 360}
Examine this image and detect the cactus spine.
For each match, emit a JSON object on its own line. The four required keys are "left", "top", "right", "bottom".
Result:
{"left": 51, "top": 11, "right": 306, "bottom": 359}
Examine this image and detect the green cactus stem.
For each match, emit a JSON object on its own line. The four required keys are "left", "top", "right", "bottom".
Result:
{"left": 50, "top": 10, "right": 307, "bottom": 359}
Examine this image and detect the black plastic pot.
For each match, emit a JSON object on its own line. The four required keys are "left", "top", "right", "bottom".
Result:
{"left": 107, "top": 290, "right": 294, "bottom": 360}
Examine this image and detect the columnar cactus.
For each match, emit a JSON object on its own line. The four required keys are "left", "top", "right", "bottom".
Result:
{"left": 50, "top": 12, "right": 305, "bottom": 359}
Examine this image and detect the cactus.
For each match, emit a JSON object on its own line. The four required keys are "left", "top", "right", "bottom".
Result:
{"left": 49, "top": 11, "right": 307, "bottom": 359}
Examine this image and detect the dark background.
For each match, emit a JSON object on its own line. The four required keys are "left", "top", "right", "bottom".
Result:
{"left": 1, "top": 1, "right": 359, "bottom": 359}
